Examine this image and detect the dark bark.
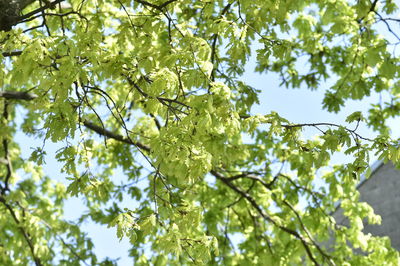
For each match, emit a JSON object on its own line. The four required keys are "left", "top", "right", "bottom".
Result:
{"left": 0, "top": 91, "right": 38, "bottom": 100}
{"left": 0, "top": 0, "right": 35, "bottom": 31}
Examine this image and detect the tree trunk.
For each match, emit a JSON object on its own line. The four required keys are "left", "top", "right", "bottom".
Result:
{"left": 0, "top": 0, "right": 35, "bottom": 31}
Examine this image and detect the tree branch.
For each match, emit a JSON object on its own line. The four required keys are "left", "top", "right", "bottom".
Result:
{"left": 282, "top": 122, "right": 373, "bottom": 141}
{"left": 0, "top": 91, "right": 151, "bottom": 152}
{"left": 158, "top": 0, "right": 178, "bottom": 9}
{"left": 82, "top": 120, "right": 150, "bottom": 152}
{"left": 0, "top": 196, "right": 43, "bottom": 266}
{"left": 2, "top": 51, "right": 23, "bottom": 57}
{"left": 134, "top": 0, "right": 177, "bottom": 11}
{"left": 369, "top": 0, "right": 379, "bottom": 12}
{"left": 1, "top": 138, "right": 12, "bottom": 193}
{"left": 1, "top": 101, "right": 12, "bottom": 194}
{"left": 0, "top": 91, "right": 38, "bottom": 100}
{"left": 210, "top": 170, "right": 320, "bottom": 266}
{"left": 18, "top": 0, "right": 65, "bottom": 22}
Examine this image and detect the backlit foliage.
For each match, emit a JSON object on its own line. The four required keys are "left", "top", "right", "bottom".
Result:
{"left": 0, "top": 0, "right": 400, "bottom": 265}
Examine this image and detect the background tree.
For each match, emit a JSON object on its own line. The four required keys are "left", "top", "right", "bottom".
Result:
{"left": 1, "top": 0, "right": 400, "bottom": 265}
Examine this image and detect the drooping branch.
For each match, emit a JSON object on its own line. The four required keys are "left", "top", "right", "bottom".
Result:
{"left": 281, "top": 199, "right": 334, "bottom": 265}
{"left": 215, "top": 168, "right": 339, "bottom": 260}
{"left": 1, "top": 138, "right": 12, "bottom": 193}
{"left": 1, "top": 101, "right": 12, "bottom": 194}
{"left": 0, "top": 90, "right": 38, "bottom": 194}
{"left": 0, "top": 196, "right": 43, "bottom": 266}
{"left": 210, "top": 170, "right": 320, "bottom": 266}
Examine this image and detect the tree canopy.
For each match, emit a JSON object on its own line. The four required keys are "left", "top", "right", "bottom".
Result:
{"left": 1, "top": 0, "right": 400, "bottom": 265}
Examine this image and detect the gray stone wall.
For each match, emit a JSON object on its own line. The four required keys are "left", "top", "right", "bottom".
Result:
{"left": 333, "top": 162, "right": 400, "bottom": 250}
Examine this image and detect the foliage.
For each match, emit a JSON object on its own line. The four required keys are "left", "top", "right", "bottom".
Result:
{"left": 0, "top": 0, "right": 400, "bottom": 265}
